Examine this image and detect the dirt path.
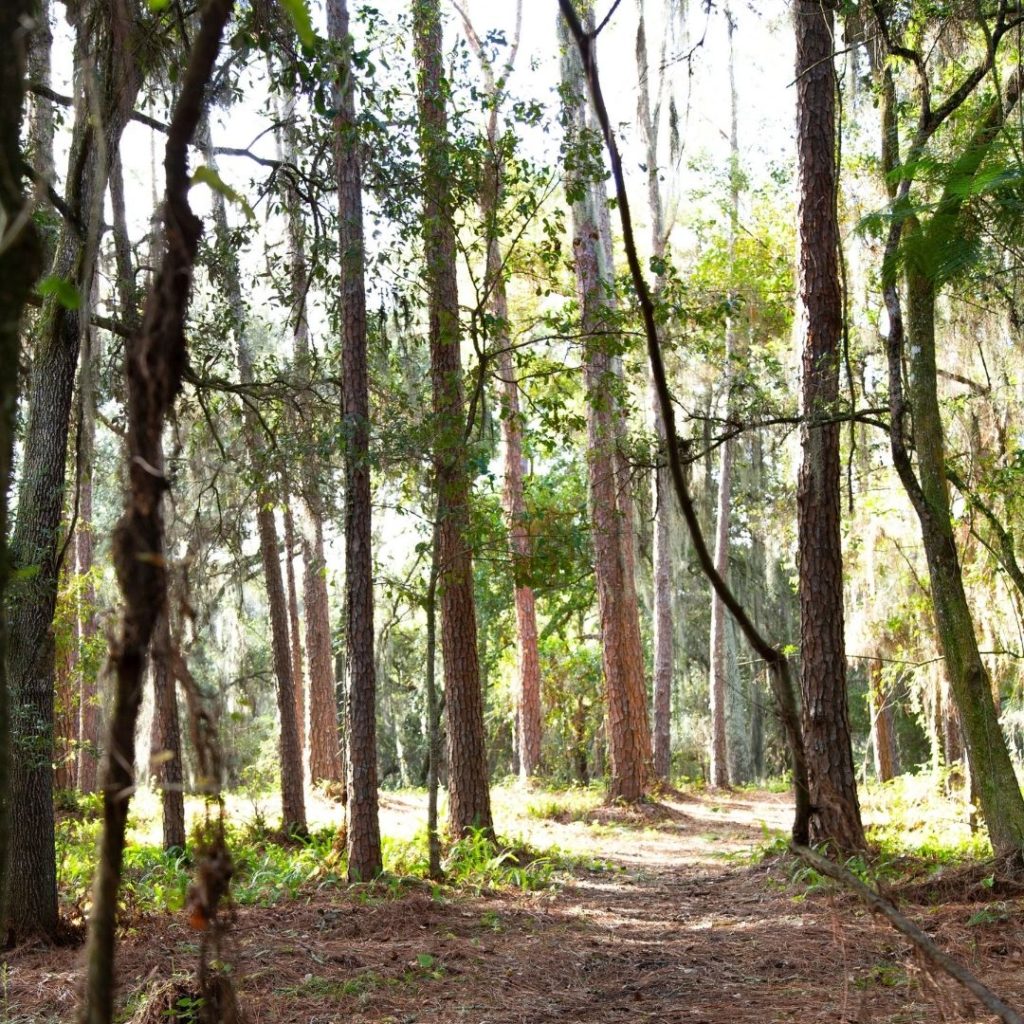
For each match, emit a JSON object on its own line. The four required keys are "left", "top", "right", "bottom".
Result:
{"left": 5, "top": 790, "right": 1024, "bottom": 1023}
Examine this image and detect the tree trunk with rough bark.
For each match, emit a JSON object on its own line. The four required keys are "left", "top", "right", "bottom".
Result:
{"left": 0, "top": 0, "right": 43, "bottom": 936}
{"left": 560, "top": 10, "right": 652, "bottom": 803}
{"left": 328, "top": 0, "right": 382, "bottom": 880}
{"left": 5, "top": 0, "right": 141, "bottom": 942}
{"left": 795, "top": 0, "right": 865, "bottom": 851}
{"left": 413, "top": 0, "right": 493, "bottom": 837}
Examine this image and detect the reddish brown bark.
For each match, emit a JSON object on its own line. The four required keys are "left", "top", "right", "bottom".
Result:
{"left": 868, "top": 662, "right": 899, "bottom": 783}
{"left": 795, "top": 0, "right": 865, "bottom": 851}
{"left": 561, "top": 11, "right": 652, "bottom": 803}
{"left": 328, "top": 0, "right": 382, "bottom": 880}
{"left": 414, "top": 0, "right": 493, "bottom": 837}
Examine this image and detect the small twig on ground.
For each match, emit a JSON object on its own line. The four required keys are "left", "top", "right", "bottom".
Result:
{"left": 790, "top": 842, "right": 1024, "bottom": 1024}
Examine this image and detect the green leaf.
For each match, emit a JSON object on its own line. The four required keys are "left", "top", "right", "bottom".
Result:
{"left": 146, "top": 0, "right": 170, "bottom": 9}
{"left": 416, "top": 952, "right": 435, "bottom": 969}
{"left": 279, "top": 0, "right": 315, "bottom": 47}
{"left": 190, "top": 165, "right": 255, "bottom": 221}
{"left": 38, "top": 275, "right": 81, "bottom": 310}
{"left": 11, "top": 564, "right": 41, "bottom": 582}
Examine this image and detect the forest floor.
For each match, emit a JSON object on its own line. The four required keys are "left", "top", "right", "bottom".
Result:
{"left": 4, "top": 785, "right": 1024, "bottom": 1023}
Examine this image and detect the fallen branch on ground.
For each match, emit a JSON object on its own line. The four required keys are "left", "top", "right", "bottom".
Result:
{"left": 791, "top": 842, "right": 1024, "bottom": 1024}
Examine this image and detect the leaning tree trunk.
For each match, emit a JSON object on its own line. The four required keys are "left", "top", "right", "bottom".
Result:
{"left": 5, "top": 0, "right": 142, "bottom": 942}
{"left": 794, "top": 0, "right": 865, "bottom": 851}
{"left": 413, "top": 0, "right": 494, "bottom": 837}
{"left": 327, "top": 0, "right": 382, "bottom": 880}
{"left": 0, "top": 0, "right": 44, "bottom": 934}
{"left": 80, "top": 4, "right": 232, "bottom": 1020}
{"left": 560, "top": 9, "right": 652, "bottom": 803}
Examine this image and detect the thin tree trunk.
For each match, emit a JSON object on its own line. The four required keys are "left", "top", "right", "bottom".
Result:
{"left": 635, "top": 0, "right": 674, "bottom": 783}
{"left": 6, "top": 0, "right": 142, "bottom": 941}
{"left": 425, "top": 518, "right": 442, "bottom": 879}
{"left": 709, "top": 434, "right": 733, "bottom": 787}
{"left": 282, "top": 502, "right": 306, "bottom": 766}
{"left": 456, "top": 3, "right": 540, "bottom": 786}
{"left": 80, "top": 5, "right": 231, "bottom": 1018}
{"left": 709, "top": 7, "right": 741, "bottom": 789}
{"left": 205, "top": 132, "right": 306, "bottom": 835}
{"left": 795, "top": 0, "right": 865, "bottom": 851}
{"left": 561, "top": 9, "right": 652, "bottom": 803}
{"left": 278, "top": 96, "right": 343, "bottom": 790}
{"left": 0, "top": 0, "right": 44, "bottom": 935}
{"left": 413, "top": 0, "right": 493, "bottom": 837}
{"left": 150, "top": 608, "right": 185, "bottom": 851}
{"left": 327, "top": 0, "right": 382, "bottom": 880}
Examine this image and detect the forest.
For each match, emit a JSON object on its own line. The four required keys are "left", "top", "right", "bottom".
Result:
{"left": 4, "top": 0, "right": 1024, "bottom": 1020}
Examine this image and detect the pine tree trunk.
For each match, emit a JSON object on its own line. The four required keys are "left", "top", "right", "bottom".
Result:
{"left": 0, "top": 0, "right": 44, "bottom": 936}
{"left": 795, "top": 0, "right": 865, "bottom": 851}
{"left": 150, "top": 609, "right": 185, "bottom": 851}
{"left": 413, "top": 0, "right": 493, "bottom": 837}
{"left": 561, "top": 11, "right": 652, "bottom": 803}
{"left": 328, "top": 0, "right": 382, "bottom": 880}
{"left": 5, "top": 0, "right": 141, "bottom": 940}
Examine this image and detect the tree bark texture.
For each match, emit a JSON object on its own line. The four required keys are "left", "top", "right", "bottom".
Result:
{"left": 413, "top": 0, "right": 494, "bottom": 837}
{"left": 561, "top": 11, "right": 652, "bottom": 803}
{"left": 6, "top": 0, "right": 142, "bottom": 941}
{"left": 80, "top": 5, "right": 231, "bottom": 1019}
{"left": 795, "top": 0, "right": 865, "bottom": 851}
{"left": 150, "top": 609, "right": 185, "bottom": 851}
{"left": 327, "top": 0, "right": 382, "bottom": 880}
{"left": 0, "top": 0, "right": 44, "bottom": 936}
